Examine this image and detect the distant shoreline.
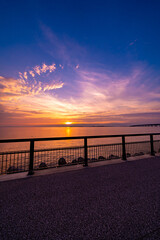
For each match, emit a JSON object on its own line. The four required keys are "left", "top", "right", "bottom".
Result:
{"left": 0, "top": 125, "right": 127, "bottom": 128}
{"left": 130, "top": 124, "right": 160, "bottom": 127}
{"left": 1, "top": 124, "right": 160, "bottom": 128}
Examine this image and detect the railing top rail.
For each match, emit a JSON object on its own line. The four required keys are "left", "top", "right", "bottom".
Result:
{"left": 1, "top": 139, "right": 158, "bottom": 155}
{"left": 0, "top": 133, "right": 160, "bottom": 143}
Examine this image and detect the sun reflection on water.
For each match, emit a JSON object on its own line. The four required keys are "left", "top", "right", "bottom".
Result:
{"left": 66, "top": 127, "right": 71, "bottom": 137}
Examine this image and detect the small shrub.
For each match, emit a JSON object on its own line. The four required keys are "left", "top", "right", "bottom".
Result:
{"left": 58, "top": 157, "right": 66, "bottom": 166}
{"left": 133, "top": 152, "right": 144, "bottom": 157}
{"left": 98, "top": 156, "right": 106, "bottom": 160}
{"left": 72, "top": 159, "right": 77, "bottom": 164}
{"left": 108, "top": 154, "right": 120, "bottom": 159}
{"left": 39, "top": 162, "right": 47, "bottom": 169}
{"left": 91, "top": 158, "right": 97, "bottom": 161}
{"left": 126, "top": 153, "right": 131, "bottom": 157}
{"left": 7, "top": 166, "right": 18, "bottom": 174}
{"left": 139, "top": 152, "right": 144, "bottom": 155}
{"left": 78, "top": 157, "right": 84, "bottom": 163}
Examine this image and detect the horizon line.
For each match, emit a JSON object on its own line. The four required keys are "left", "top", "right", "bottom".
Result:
{"left": 1, "top": 123, "right": 160, "bottom": 128}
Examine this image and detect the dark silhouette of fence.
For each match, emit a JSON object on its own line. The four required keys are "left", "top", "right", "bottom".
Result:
{"left": 0, "top": 133, "right": 160, "bottom": 175}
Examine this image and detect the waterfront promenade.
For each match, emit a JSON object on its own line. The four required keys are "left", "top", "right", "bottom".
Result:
{"left": 0, "top": 156, "right": 160, "bottom": 240}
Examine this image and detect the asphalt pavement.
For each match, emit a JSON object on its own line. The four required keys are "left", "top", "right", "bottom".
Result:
{"left": 1, "top": 157, "right": 160, "bottom": 240}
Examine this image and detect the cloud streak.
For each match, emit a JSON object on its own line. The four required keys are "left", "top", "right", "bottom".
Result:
{"left": 1, "top": 26, "right": 160, "bottom": 126}
{"left": 19, "top": 63, "right": 57, "bottom": 79}
{"left": 1, "top": 62, "right": 160, "bottom": 126}
{"left": 0, "top": 75, "right": 64, "bottom": 102}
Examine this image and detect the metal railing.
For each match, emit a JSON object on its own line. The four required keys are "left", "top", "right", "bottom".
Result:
{"left": 0, "top": 133, "right": 160, "bottom": 175}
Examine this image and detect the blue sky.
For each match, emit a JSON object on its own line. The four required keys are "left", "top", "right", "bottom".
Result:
{"left": 0, "top": 0, "right": 160, "bottom": 126}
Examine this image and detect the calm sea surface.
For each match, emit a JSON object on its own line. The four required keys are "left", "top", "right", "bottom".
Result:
{"left": 0, "top": 126, "right": 160, "bottom": 152}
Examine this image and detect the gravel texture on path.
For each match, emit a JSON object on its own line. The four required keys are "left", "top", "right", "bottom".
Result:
{"left": 1, "top": 157, "right": 160, "bottom": 240}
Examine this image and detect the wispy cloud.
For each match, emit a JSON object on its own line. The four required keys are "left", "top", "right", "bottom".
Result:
{"left": 1, "top": 25, "right": 160, "bottom": 126}
{"left": 75, "top": 64, "right": 79, "bottom": 69}
{"left": 0, "top": 74, "right": 64, "bottom": 102}
{"left": 39, "top": 23, "right": 87, "bottom": 65}
{"left": 129, "top": 39, "right": 137, "bottom": 46}
{"left": 20, "top": 63, "right": 57, "bottom": 79}
{"left": 75, "top": 67, "right": 158, "bottom": 115}
{"left": 33, "top": 65, "right": 41, "bottom": 75}
{"left": 43, "top": 82, "right": 64, "bottom": 91}
{"left": 24, "top": 72, "right": 28, "bottom": 79}
{"left": 1, "top": 62, "right": 160, "bottom": 126}
{"left": 0, "top": 76, "right": 30, "bottom": 100}
{"left": 59, "top": 64, "right": 64, "bottom": 69}
{"left": 33, "top": 63, "right": 56, "bottom": 75}
{"left": 29, "top": 70, "right": 35, "bottom": 77}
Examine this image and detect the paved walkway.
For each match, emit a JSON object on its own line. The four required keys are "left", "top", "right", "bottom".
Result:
{"left": 1, "top": 157, "right": 160, "bottom": 240}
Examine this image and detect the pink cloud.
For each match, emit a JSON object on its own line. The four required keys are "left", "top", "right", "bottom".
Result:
{"left": 39, "top": 23, "right": 87, "bottom": 64}
{"left": 59, "top": 64, "right": 64, "bottom": 69}
{"left": 24, "top": 72, "right": 28, "bottom": 79}
{"left": 32, "top": 63, "right": 57, "bottom": 76}
{"left": 33, "top": 65, "right": 41, "bottom": 75}
{"left": 48, "top": 63, "right": 56, "bottom": 72}
{"left": 129, "top": 39, "right": 137, "bottom": 46}
{"left": 75, "top": 64, "right": 79, "bottom": 69}
{"left": 43, "top": 82, "right": 64, "bottom": 91}
{"left": 29, "top": 70, "right": 35, "bottom": 77}
{"left": 41, "top": 63, "right": 49, "bottom": 73}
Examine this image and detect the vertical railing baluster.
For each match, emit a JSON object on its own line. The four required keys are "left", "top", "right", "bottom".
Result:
{"left": 150, "top": 134, "right": 155, "bottom": 156}
{"left": 10, "top": 154, "right": 11, "bottom": 170}
{"left": 1, "top": 153, "right": 4, "bottom": 174}
{"left": 5, "top": 154, "right": 7, "bottom": 174}
{"left": 17, "top": 153, "right": 19, "bottom": 172}
{"left": 84, "top": 137, "right": 88, "bottom": 166}
{"left": 28, "top": 140, "right": 34, "bottom": 175}
{"left": 13, "top": 153, "right": 15, "bottom": 172}
{"left": 122, "top": 136, "right": 127, "bottom": 160}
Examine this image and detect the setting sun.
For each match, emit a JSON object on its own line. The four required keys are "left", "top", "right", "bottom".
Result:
{"left": 65, "top": 122, "right": 72, "bottom": 125}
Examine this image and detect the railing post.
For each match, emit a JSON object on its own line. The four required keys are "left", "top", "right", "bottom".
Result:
{"left": 122, "top": 136, "right": 127, "bottom": 160}
{"left": 28, "top": 140, "right": 34, "bottom": 175}
{"left": 84, "top": 137, "right": 88, "bottom": 166}
{"left": 150, "top": 134, "right": 155, "bottom": 156}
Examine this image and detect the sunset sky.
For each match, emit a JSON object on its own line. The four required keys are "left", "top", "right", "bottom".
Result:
{"left": 1, "top": 0, "right": 160, "bottom": 126}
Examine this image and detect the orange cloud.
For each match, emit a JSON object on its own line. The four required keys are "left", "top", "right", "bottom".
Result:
{"left": 41, "top": 63, "right": 48, "bottom": 73}
{"left": 29, "top": 70, "right": 35, "bottom": 77}
{"left": 43, "top": 82, "right": 64, "bottom": 91}
{"left": 33, "top": 65, "right": 41, "bottom": 75}
{"left": 0, "top": 76, "right": 29, "bottom": 100}
{"left": 1, "top": 64, "right": 160, "bottom": 126}
{"left": 31, "top": 63, "right": 57, "bottom": 77}
{"left": 0, "top": 75, "right": 64, "bottom": 102}
{"left": 24, "top": 72, "right": 28, "bottom": 79}
{"left": 48, "top": 63, "right": 56, "bottom": 72}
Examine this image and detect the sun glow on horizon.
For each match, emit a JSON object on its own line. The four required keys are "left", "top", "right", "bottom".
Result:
{"left": 65, "top": 122, "right": 72, "bottom": 125}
